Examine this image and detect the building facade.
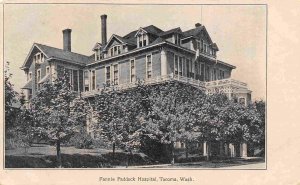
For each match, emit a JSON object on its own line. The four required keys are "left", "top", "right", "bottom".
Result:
{"left": 21, "top": 14, "right": 251, "bottom": 157}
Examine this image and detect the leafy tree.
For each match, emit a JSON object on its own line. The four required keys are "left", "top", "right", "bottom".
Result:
{"left": 5, "top": 61, "right": 19, "bottom": 129}
{"left": 93, "top": 84, "right": 145, "bottom": 160}
{"left": 143, "top": 82, "right": 206, "bottom": 164}
{"left": 31, "top": 73, "right": 88, "bottom": 167}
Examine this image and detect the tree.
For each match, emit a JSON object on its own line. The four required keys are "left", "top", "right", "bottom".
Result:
{"left": 5, "top": 61, "right": 19, "bottom": 128}
{"left": 93, "top": 84, "right": 145, "bottom": 160}
{"left": 143, "top": 81, "right": 205, "bottom": 164}
{"left": 31, "top": 72, "right": 88, "bottom": 167}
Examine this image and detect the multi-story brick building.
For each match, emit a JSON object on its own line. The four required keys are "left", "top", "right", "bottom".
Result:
{"left": 21, "top": 14, "right": 251, "bottom": 157}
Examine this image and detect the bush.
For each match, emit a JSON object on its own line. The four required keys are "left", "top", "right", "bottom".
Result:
{"left": 68, "top": 132, "right": 94, "bottom": 149}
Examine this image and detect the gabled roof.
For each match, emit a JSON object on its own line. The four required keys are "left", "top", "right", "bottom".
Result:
{"left": 103, "top": 34, "right": 136, "bottom": 51}
{"left": 182, "top": 26, "right": 213, "bottom": 43}
{"left": 21, "top": 43, "right": 91, "bottom": 69}
{"left": 140, "top": 25, "right": 164, "bottom": 36}
{"left": 92, "top": 42, "right": 102, "bottom": 51}
{"left": 182, "top": 25, "right": 204, "bottom": 37}
{"left": 114, "top": 35, "right": 136, "bottom": 45}
{"left": 211, "top": 43, "right": 219, "bottom": 51}
{"left": 36, "top": 43, "right": 90, "bottom": 64}
{"left": 159, "top": 27, "right": 182, "bottom": 36}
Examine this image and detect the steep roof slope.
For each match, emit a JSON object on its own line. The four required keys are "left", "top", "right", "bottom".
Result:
{"left": 35, "top": 43, "right": 90, "bottom": 64}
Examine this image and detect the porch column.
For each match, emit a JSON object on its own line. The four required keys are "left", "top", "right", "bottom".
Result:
{"left": 240, "top": 142, "right": 248, "bottom": 157}
{"left": 229, "top": 143, "right": 236, "bottom": 157}
{"left": 161, "top": 49, "right": 167, "bottom": 76}
{"left": 203, "top": 141, "right": 208, "bottom": 156}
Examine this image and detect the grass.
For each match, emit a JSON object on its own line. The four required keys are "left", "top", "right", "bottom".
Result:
{"left": 5, "top": 144, "right": 265, "bottom": 168}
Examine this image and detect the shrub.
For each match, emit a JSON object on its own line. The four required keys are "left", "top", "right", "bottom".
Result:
{"left": 68, "top": 132, "right": 94, "bottom": 149}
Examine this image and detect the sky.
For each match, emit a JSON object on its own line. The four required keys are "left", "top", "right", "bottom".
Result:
{"left": 3, "top": 4, "right": 266, "bottom": 100}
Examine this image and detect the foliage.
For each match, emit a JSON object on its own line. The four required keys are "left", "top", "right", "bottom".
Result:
{"left": 91, "top": 81, "right": 265, "bottom": 162}
{"left": 30, "top": 72, "right": 89, "bottom": 167}
{"left": 5, "top": 62, "right": 19, "bottom": 129}
{"left": 68, "top": 131, "right": 94, "bottom": 149}
{"left": 93, "top": 83, "right": 145, "bottom": 155}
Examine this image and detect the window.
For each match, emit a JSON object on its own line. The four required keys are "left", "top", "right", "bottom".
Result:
{"left": 186, "top": 59, "right": 190, "bottom": 78}
{"left": 143, "top": 37, "right": 147, "bottom": 47}
{"left": 113, "top": 64, "right": 119, "bottom": 85}
{"left": 204, "top": 44, "right": 207, "bottom": 53}
{"left": 84, "top": 71, "right": 89, "bottom": 91}
{"left": 46, "top": 66, "right": 50, "bottom": 75}
{"left": 73, "top": 70, "right": 79, "bottom": 92}
{"left": 191, "top": 60, "right": 195, "bottom": 78}
{"left": 65, "top": 68, "right": 73, "bottom": 86}
{"left": 130, "top": 59, "right": 135, "bottom": 83}
{"left": 174, "top": 55, "right": 178, "bottom": 75}
{"left": 95, "top": 49, "right": 101, "bottom": 60}
{"left": 213, "top": 68, "right": 217, "bottom": 81}
{"left": 110, "top": 48, "right": 113, "bottom": 57}
{"left": 174, "top": 34, "right": 179, "bottom": 45}
{"left": 146, "top": 55, "right": 152, "bottom": 79}
{"left": 179, "top": 57, "right": 183, "bottom": 76}
{"left": 219, "top": 70, "right": 225, "bottom": 80}
{"left": 106, "top": 66, "right": 111, "bottom": 86}
{"left": 37, "top": 69, "right": 41, "bottom": 90}
{"left": 137, "top": 33, "right": 148, "bottom": 48}
{"left": 34, "top": 52, "right": 45, "bottom": 64}
{"left": 91, "top": 70, "right": 96, "bottom": 90}
{"left": 200, "top": 63, "right": 205, "bottom": 81}
{"left": 37, "top": 69, "right": 41, "bottom": 82}
{"left": 138, "top": 36, "right": 143, "bottom": 48}
{"left": 200, "top": 40, "right": 204, "bottom": 52}
{"left": 110, "top": 45, "right": 121, "bottom": 57}
{"left": 205, "top": 66, "right": 210, "bottom": 81}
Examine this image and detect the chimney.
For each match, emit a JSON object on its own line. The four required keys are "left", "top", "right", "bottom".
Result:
{"left": 195, "top": 23, "right": 202, "bottom": 27}
{"left": 101, "top": 14, "right": 107, "bottom": 45}
{"left": 62, "top": 28, "right": 72, "bottom": 52}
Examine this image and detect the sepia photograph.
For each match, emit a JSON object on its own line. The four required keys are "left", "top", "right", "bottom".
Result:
{"left": 3, "top": 3, "right": 266, "bottom": 169}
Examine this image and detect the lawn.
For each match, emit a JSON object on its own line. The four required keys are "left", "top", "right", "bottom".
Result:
{"left": 5, "top": 144, "right": 265, "bottom": 168}
{"left": 5, "top": 144, "right": 155, "bottom": 168}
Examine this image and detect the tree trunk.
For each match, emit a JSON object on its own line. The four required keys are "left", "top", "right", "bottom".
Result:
{"left": 112, "top": 142, "right": 116, "bottom": 159}
{"left": 185, "top": 141, "right": 189, "bottom": 159}
{"left": 171, "top": 141, "right": 175, "bottom": 165}
{"left": 56, "top": 139, "right": 62, "bottom": 168}
{"left": 206, "top": 141, "right": 210, "bottom": 161}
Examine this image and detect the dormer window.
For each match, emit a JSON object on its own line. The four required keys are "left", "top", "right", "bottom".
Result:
{"left": 95, "top": 49, "right": 101, "bottom": 61}
{"left": 137, "top": 33, "right": 148, "bottom": 48}
{"left": 109, "top": 45, "right": 121, "bottom": 57}
{"left": 93, "top": 43, "right": 102, "bottom": 61}
{"left": 34, "top": 52, "right": 45, "bottom": 64}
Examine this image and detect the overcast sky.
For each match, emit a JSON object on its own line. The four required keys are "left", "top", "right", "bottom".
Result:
{"left": 4, "top": 4, "right": 266, "bottom": 100}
